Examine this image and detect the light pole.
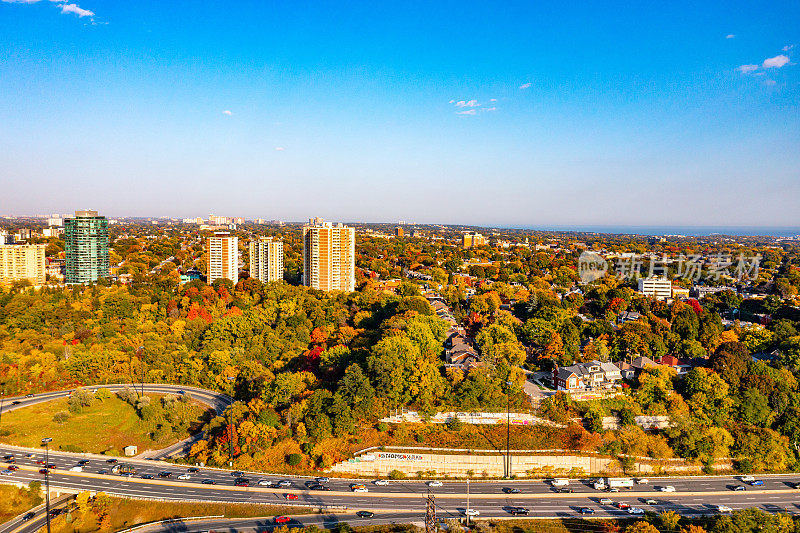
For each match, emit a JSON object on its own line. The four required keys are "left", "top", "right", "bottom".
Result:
{"left": 0, "top": 390, "right": 5, "bottom": 430}
{"left": 42, "top": 437, "right": 53, "bottom": 533}
{"left": 506, "top": 380, "right": 512, "bottom": 479}
{"left": 466, "top": 477, "right": 470, "bottom": 526}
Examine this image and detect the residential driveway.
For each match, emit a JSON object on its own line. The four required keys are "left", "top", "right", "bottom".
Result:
{"left": 522, "top": 370, "right": 555, "bottom": 404}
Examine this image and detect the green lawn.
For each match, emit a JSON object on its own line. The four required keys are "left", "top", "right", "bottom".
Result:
{"left": 0, "top": 394, "right": 208, "bottom": 456}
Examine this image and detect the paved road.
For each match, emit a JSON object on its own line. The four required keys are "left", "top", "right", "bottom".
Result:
{"left": 0, "top": 384, "right": 232, "bottom": 460}
{"left": 3, "top": 444, "right": 800, "bottom": 524}
{"left": 0, "top": 494, "right": 73, "bottom": 533}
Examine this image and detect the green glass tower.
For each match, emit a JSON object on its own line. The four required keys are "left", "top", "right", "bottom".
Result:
{"left": 64, "top": 210, "right": 109, "bottom": 284}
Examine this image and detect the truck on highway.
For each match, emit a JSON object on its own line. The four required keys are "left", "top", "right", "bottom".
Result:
{"left": 551, "top": 478, "right": 569, "bottom": 487}
{"left": 112, "top": 464, "right": 136, "bottom": 475}
{"left": 594, "top": 477, "right": 633, "bottom": 490}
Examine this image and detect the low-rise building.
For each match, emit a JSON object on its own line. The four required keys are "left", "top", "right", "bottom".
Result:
{"left": 637, "top": 276, "right": 672, "bottom": 300}
{"left": 552, "top": 361, "right": 622, "bottom": 392}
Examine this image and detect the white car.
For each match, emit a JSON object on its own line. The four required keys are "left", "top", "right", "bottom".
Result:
{"left": 463, "top": 509, "right": 480, "bottom": 517}
{"left": 427, "top": 481, "right": 443, "bottom": 487}
{"left": 599, "top": 498, "right": 613, "bottom": 505}
{"left": 277, "top": 480, "right": 291, "bottom": 487}
{"left": 353, "top": 487, "right": 368, "bottom": 493}
{"left": 627, "top": 507, "right": 644, "bottom": 515}
{"left": 637, "top": 478, "right": 649, "bottom": 484}
{"left": 740, "top": 475, "right": 755, "bottom": 483}
{"left": 69, "top": 466, "right": 83, "bottom": 472}
{"left": 659, "top": 485, "right": 676, "bottom": 492}
{"left": 178, "top": 474, "right": 191, "bottom": 480}
{"left": 374, "top": 479, "right": 389, "bottom": 486}
{"left": 258, "top": 479, "right": 273, "bottom": 486}
{"left": 717, "top": 505, "right": 732, "bottom": 513}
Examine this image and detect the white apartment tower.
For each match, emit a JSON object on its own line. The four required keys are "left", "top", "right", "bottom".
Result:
{"left": 302, "top": 218, "right": 356, "bottom": 292}
{"left": 208, "top": 232, "right": 238, "bottom": 285}
{"left": 249, "top": 237, "right": 284, "bottom": 283}
{"left": 637, "top": 276, "right": 673, "bottom": 301}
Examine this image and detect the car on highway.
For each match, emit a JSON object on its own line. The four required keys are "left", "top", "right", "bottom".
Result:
{"left": 616, "top": 502, "right": 630, "bottom": 510}
{"left": 353, "top": 487, "right": 369, "bottom": 493}
{"left": 22, "top": 512, "right": 35, "bottom": 521}
{"left": 158, "top": 471, "right": 172, "bottom": 478}
{"left": 503, "top": 487, "right": 521, "bottom": 494}
{"left": 0, "top": 469, "right": 13, "bottom": 476}
{"left": 557, "top": 488, "right": 574, "bottom": 493}
{"left": 750, "top": 480, "right": 764, "bottom": 486}
{"left": 733, "top": 485, "right": 746, "bottom": 491}
{"left": 599, "top": 498, "right": 613, "bottom": 505}
{"left": 374, "top": 479, "right": 389, "bottom": 486}
{"left": 231, "top": 471, "right": 244, "bottom": 477}
{"left": 579, "top": 507, "right": 595, "bottom": 515}
{"left": 78, "top": 460, "right": 89, "bottom": 465}
{"left": 309, "top": 484, "right": 329, "bottom": 491}
{"left": 717, "top": 505, "right": 733, "bottom": 513}
{"left": 274, "top": 516, "right": 291, "bottom": 524}
{"left": 509, "top": 507, "right": 529, "bottom": 515}
{"left": 356, "top": 511, "right": 375, "bottom": 518}
{"left": 11, "top": 400, "right": 20, "bottom": 405}
{"left": 463, "top": 509, "right": 480, "bottom": 517}
{"left": 258, "top": 479, "right": 274, "bottom": 486}
{"left": 97, "top": 469, "right": 109, "bottom": 475}
{"left": 188, "top": 467, "right": 199, "bottom": 473}
{"left": 25, "top": 454, "right": 34, "bottom": 458}
{"left": 637, "top": 478, "right": 649, "bottom": 484}
{"left": 47, "top": 463, "right": 56, "bottom": 469}
{"left": 277, "top": 480, "right": 292, "bottom": 487}
{"left": 427, "top": 481, "right": 443, "bottom": 487}
{"left": 106, "top": 459, "right": 118, "bottom": 464}
{"left": 316, "top": 477, "right": 330, "bottom": 483}
{"left": 201, "top": 479, "right": 216, "bottom": 485}
{"left": 35, "top": 460, "right": 45, "bottom": 465}
{"left": 69, "top": 466, "right": 83, "bottom": 472}
{"left": 645, "top": 499, "right": 658, "bottom": 505}
{"left": 740, "top": 475, "right": 755, "bottom": 483}
{"left": 628, "top": 507, "right": 644, "bottom": 515}
{"left": 141, "top": 474, "right": 154, "bottom": 479}
{"left": 607, "top": 487, "right": 620, "bottom": 492}
{"left": 286, "top": 493, "right": 298, "bottom": 500}
{"left": 39, "top": 468, "right": 49, "bottom": 475}
{"left": 7, "top": 465, "right": 19, "bottom": 471}
{"left": 178, "top": 474, "right": 191, "bottom": 480}
{"left": 659, "top": 486, "right": 676, "bottom": 492}
{"left": 235, "top": 479, "right": 250, "bottom": 487}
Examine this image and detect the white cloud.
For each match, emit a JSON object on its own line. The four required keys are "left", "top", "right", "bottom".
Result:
{"left": 783, "top": 44, "right": 795, "bottom": 52}
{"left": 484, "top": 107, "right": 497, "bottom": 112}
{"left": 489, "top": 98, "right": 497, "bottom": 102}
{"left": 222, "top": 110, "right": 232, "bottom": 116}
{"left": 456, "top": 109, "right": 477, "bottom": 115}
{"left": 726, "top": 34, "right": 736, "bottom": 39}
{"left": 274, "top": 147, "right": 285, "bottom": 151}
{"left": 762, "top": 55, "right": 789, "bottom": 68}
{"left": 736, "top": 64, "right": 759, "bottom": 74}
{"left": 455, "top": 99, "right": 479, "bottom": 108}
{"left": 519, "top": 82, "right": 532, "bottom": 89}
{"left": 58, "top": 3, "right": 93, "bottom": 16}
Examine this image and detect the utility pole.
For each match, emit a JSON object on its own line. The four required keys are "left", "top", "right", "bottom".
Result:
{"left": 506, "top": 380, "right": 512, "bottom": 478}
{"left": 466, "top": 477, "right": 470, "bottom": 526}
{"left": 42, "top": 437, "right": 53, "bottom": 533}
{"left": 424, "top": 489, "right": 437, "bottom": 533}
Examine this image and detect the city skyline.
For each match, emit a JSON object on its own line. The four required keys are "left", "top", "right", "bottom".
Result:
{"left": 1, "top": 0, "right": 798, "bottom": 226}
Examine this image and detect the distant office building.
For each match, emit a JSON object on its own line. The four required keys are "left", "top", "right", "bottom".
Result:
{"left": 462, "top": 231, "right": 486, "bottom": 249}
{"left": 637, "top": 276, "right": 672, "bottom": 300}
{"left": 208, "top": 232, "right": 238, "bottom": 285}
{"left": 14, "top": 229, "right": 32, "bottom": 242}
{"left": 302, "top": 218, "right": 355, "bottom": 292}
{"left": 249, "top": 237, "right": 284, "bottom": 283}
{"left": 0, "top": 243, "right": 46, "bottom": 286}
{"left": 43, "top": 227, "right": 63, "bottom": 238}
{"left": 395, "top": 226, "right": 404, "bottom": 237}
{"left": 65, "top": 210, "right": 109, "bottom": 284}
{"left": 47, "top": 214, "right": 64, "bottom": 227}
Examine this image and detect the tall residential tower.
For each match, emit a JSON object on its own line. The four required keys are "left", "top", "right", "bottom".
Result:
{"left": 64, "top": 210, "right": 109, "bottom": 284}
{"left": 207, "top": 232, "right": 238, "bottom": 285}
{"left": 249, "top": 237, "right": 284, "bottom": 283}
{"left": 302, "top": 218, "right": 355, "bottom": 292}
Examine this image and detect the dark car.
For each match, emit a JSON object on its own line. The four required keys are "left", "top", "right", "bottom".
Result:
{"left": 11, "top": 400, "right": 20, "bottom": 405}
{"left": 579, "top": 507, "right": 595, "bottom": 515}
{"left": 98, "top": 469, "right": 109, "bottom": 475}
{"left": 47, "top": 464, "right": 56, "bottom": 469}
{"left": 231, "top": 471, "right": 244, "bottom": 477}
{"left": 35, "top": 460, "right": 45, "bottom": 465}
{"left": 22, "top": 512, "right": 36, "bottom": 521}
{"left": 202, "top": 479, "right": 216, "bottom": 485}
{"left": 188, "top": 467, "right": 199, "bottom": 473}
{"left": 7, "top": 465, "right": 19, "bottom": 471}
{"left": 78, "top": 460, "right": 89, "bottom": 465}
{"left": 39, "top": 468, "right": 50, "bottom": 475}
{"left": 235, "top": 479, "right": 250, "bottom": 487}
{"left": 509, "top": 507, "right": 529, "bottom": 516}
{"left": 140, "top": 474, "right": 154, "bottom": 479}
{"left": 356, "top": 511, "right": 375, "bottom": 518}
{"left": 503, "top": 487, "right": 521, "bottom": 494}
{"left": 49, "top": 509, "right": 62, "bottom": 517}
{"left": 158, "top": 471, "right": 172, "bottom": 478}
{"left": 106, "top": 458, "right": 118, "bottom": 464}
{"left": 558, "top": 488, "right": 574, "bottom": 493}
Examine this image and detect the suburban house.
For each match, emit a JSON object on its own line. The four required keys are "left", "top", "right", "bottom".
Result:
{"left": 657, "top": 354, "right": 693, "bottom": 375}
{"left": 618, "top": 355, "right": 660, "bottom": 380}
{"left": 552, "top": 360, "right": 622, "bottom": 392}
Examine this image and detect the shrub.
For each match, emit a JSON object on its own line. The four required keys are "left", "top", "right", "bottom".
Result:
{"left": 389, "top": 469, "right": 406, "bottom": 479}
{"left": 52, "top": 410, "right": 70, "bottom": 424}
{"left": 287, "top": 453, "right": 302, "bottom": 466}
{"left": 94, "top": 388, "right": 111, "bottom": 401}
{"left": 376, "top": 422, "right": 388, "bottom": 432}
{"left": 446, "top": 415, "right": 463, "bottom": 431}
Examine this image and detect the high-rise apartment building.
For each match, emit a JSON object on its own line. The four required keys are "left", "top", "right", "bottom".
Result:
{"left": 64, "top": 210, "right": 109, "bottom": 284}
{"left": 462, "top": 231, "right": 486, "bottom": 249}
{"left": 302, "top": 218, "right": 355, "bottom": 292}
{"left": 208, "top": 232, "right": 238, "bottom": 285}
{"left": 0, "top": 244, "right": 46, "bottom": 286}
{"left": 249, "top": 237, "right": 284, "bottom": 283}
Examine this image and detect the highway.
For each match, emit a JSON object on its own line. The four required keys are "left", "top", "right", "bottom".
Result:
{"left": 3, "top": 443, "right": 800, "bottom": 524}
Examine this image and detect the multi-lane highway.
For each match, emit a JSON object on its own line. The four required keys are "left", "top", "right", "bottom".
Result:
{"left": 3, "top": 443, "right": 800, "bottom": 523}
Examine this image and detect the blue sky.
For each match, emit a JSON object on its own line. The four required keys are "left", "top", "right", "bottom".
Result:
{"left": 1, "top": 0, "right": 798, "bottom": 227}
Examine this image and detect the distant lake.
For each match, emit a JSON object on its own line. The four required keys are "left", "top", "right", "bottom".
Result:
{"left": 508, "top": 225, "right": 800, "bottom": 237}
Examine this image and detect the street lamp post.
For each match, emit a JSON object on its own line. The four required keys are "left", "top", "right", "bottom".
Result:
{"left": 41, "top": 437, "right": 53, "bottom": 533}
{"left": 0, "top": 390, "right": 5, "bottom": 429}
{"left": 506, "top": 380, "right": 512, "bottom": 479}
{"left": 466, "top": 477, "right": 470, "bottom": 526}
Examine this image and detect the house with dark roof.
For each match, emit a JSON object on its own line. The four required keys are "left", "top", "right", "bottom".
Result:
{"left": 552, "top": 361, "right": 622, "bottom": 392}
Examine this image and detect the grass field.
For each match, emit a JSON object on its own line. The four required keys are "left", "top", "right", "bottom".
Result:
{"left": 0, "top": 483, "right": 42, "bottom": 523}
{"left": 49, "top": 497, "right": 315, "bottom": 533}
{"left": 0, "top": 394, "right": 208, "bottom": 456}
